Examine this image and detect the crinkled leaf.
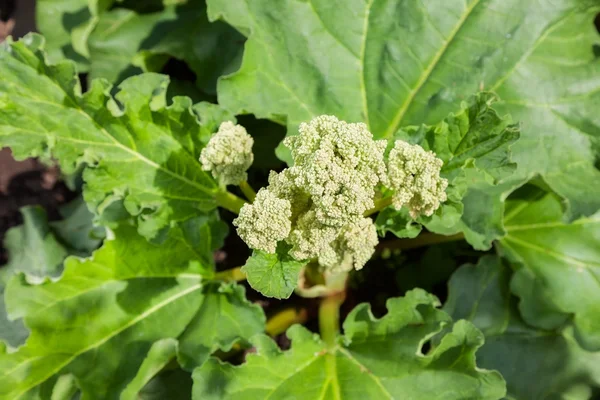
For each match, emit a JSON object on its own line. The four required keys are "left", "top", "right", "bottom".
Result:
{"left": 499, "top": 187, "right": 600, "bottom": 351}
{"left": 209, "top": 0, "right": 600, "bottom": 219}
{"left": 445, "top": 256, "right": 600, "bottom": 399}
{"left": 50, "top": 196, "right": 106, "bottom": 255}
{"left": 380, "top": 93, "right": 520, "bottom": 249}
{"left": 1, "top": 206, "right": 68, "bottom": 284}
{"left": 395, "top": 93, "right": 519, "bottom": 183}
{"left": 38, "top": 0, "right": 244, "bottom": 95}
{"left": 1, "top": 200, "right": 103, "bottom": 349}
{"left": 0, "top": 290, "right": 27, "bottom": 350}
{"left": 241, "top": 243, "right": 307, "bottom": 299}
{"left": 0, "top": 34, "right": 237, "bottom": 240}
{"left": 129, "top": 1, "right": 244, "bottom": 95}
{"left": 87, "top": 7, "right": 172, "bottom": 84}
{"left": 375, "top": 207, "right": 422, "bottom": 239}
{"left": 35, "top": 0, "right": 101, "bottom": 71}
{"left": 193, "top": 289, "right": 505, "bottom": 399}
{"left": 491, "top": 9, "right": 600, "bottom": 221}
{"left": 179, "top": 211, "right": 228, "bottom": 267}
{"left": 0, "top": 207, "right": 65, "bottom": 348}
{"left": 0, "top": 226, "right": 265, "bottom": 399}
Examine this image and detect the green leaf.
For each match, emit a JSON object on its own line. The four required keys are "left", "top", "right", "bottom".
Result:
{"left": 0, "top": 226, "right": 265, "bottom": 399}
{"left": 0, "top": 207, "right": 66, "bottom": 348}
{"left": 395, "top": 244, "right": 460, "bottom": 295}
{"left": 380, "top": 93, "right": 520, "bottom": 249}
{"left": 86, "top": 7, "right": 170, "bottom": 84}
{"left": 1, "top": 206, "right": 68, "bottom": 284}
{"left": 445, "top": 256, "right": 600, "bottom": 399}
{"left": 179, "top": 211, "right": 228, "bottom": 267}
{"left": 0, "top": 34, "right": 240, "bottom": 240}
{"left": 193, "top": 289, "right": 505, "bottom": 399}
{"left": 499, "top": 187, "right": 600, "bottom": 351}
{"left": 131, "top": 1, "right": 244, "bottom": 95}
{"left": 50, "top": 196, "right": 106, "bottom": 255}
{"left": 38, "top": 0, "right": 244, "bottom": 94}
{"left": 492, "top": 8, "right": 600, "bottom": 221}
{"left": 396, "top": 93, "right": 519, "bottom": 183}
{"left": 241, "top": 243, "right": 307, "bottom": 299}
{"left": 138, "top": 367, "right": 193, "bottom": 400}
{"left": 49, "top": 374, "right": 79, "bottom": 400}
{"left": 0, "top": 290, "right": 27, "bottom": 350}
{"left": 0, "top": 200, "right": 103, "bottom": 349}
{"left": 375, "top": 207, "right": 422, "bottom": 239}
{"left": 35, "top": 0, "right": 99, "bottom": 71}
{"left": 121, "top": 338, "right": 178, "bottom": 400}
{"left": 208, "top": 0, "right": 600, "bottom": 219}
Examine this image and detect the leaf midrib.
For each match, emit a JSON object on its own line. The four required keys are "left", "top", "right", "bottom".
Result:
{"left": 383, "top": 0, "right": 482, "bottom": 138}
{"left": 9, "top": 282, "right": 203, "bottom": 399}
{"left": 22, "top": 272, "right": 205, "bottom": 319}
{"left": 502, "top": 235, "right": 600, "bottom": 269}
{"left": 337, "top": 347, "right": 393, "bottom": 399}
{"left": 3, "top": 53, "right": 217, "bottom": 197}
{"left": 505, "top": 217, "right": 600, "bottom": 232}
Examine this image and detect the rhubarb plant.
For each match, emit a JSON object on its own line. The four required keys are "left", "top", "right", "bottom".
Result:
{"left": 0, "top": 0, "right": 599, "bottom": 399}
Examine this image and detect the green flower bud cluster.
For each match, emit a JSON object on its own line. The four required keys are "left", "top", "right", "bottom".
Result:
{"left": 233, "top": 115, "right": 447, "bottom": 272}
{"left": 387, "top": 140, "right": 448, "bottom": 218}
{"left": 200, "top": 121, "right": 254, "bottom": 186}
{"left": 284, "top": 115, "right": 388, "bottom": 226}
{"left": 235, "top": 189, "right": 291, "bottom": 253}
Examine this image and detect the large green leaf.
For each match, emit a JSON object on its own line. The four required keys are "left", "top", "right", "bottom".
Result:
{"left": 491, "top": 9, "right": 600, "bottom": 220}
{"left": 0, "top": 34, "right": 240, "bottom": 240}
{"left": 0, "top": 225, "right": 265, "bottom": 399}
{"left": 445, "top": 256, "right": 600, "bottom": 399}
{"left": 193, "top": 289, "right": 505, "bottom": 399}
{"left": 499, "top": 187, "right": 600, "bottom": 351}
{"left": 208, "top": 0, "right": 600, "bottom": 219}
{"left": 378, "top": 93, "right": 520, "bottom": 249}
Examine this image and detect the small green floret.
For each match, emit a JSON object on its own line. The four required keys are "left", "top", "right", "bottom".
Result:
{"left": 330, "top": 218, "right": 378, "bottom": 272}
{"left": 200, "top": 121, "right": 254, "bottom": 186}
{"left": 387, "top": 140, "right": 448, "bottom": 218}
{"left": 234, "top": 189, "right": 291, "bottom": 253}
{"left": 284, "top": 115, "right": 387, "bottom": 225}
{"left": 287, "top": 209, "right": 337, "bottom": 263}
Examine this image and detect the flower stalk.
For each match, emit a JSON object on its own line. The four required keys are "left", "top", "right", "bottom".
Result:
{"left": 239, "top": 180, "right": 257, "bottom": 202}
{"left": 214, "top": 266, "right": 246, "bottom": 282}
{"left": 215, "top": 191, "right": 247, "bottom": 214}
{"left": 319, "top": 291, "right": 345, "bottom": 348}
{"left": 377, "top": 232, "right": 464, "bottom": 252}
{"left": 266, "top": 308, "right": 309, "bottom": 336}
{"left": 364, "top": 196, "right": 393, "bottom": 216}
